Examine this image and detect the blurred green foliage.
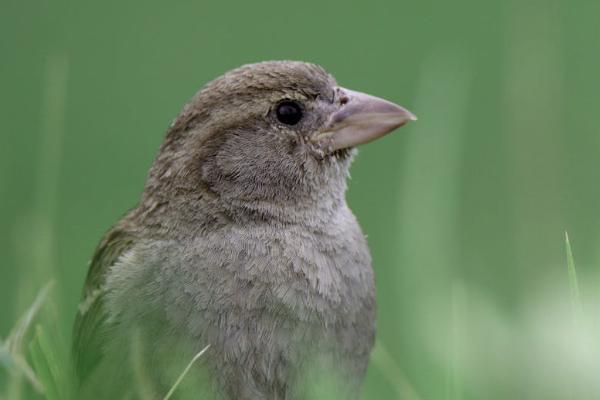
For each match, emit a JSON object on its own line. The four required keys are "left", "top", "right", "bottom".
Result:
{"left": 2, "top": 0, "right": 600, "bottom": 398}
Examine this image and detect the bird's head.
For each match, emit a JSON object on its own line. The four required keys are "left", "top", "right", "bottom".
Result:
{"left": 143, "top": 61, "right": 415, "bottom": 224}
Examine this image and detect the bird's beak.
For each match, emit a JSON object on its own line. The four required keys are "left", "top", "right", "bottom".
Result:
{"left": 313, "top": 87, "right": 416, "bottom": 152}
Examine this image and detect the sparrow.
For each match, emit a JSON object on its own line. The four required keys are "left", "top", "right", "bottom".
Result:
{"left": 73, "top": 61, "right": 416, "bottom": 400}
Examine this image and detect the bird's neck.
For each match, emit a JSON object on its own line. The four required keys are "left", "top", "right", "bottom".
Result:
{"left": 134, "top": 180, "right": 348, "bottom": 238}
{"left": 221, "top": 187, "right": 348, "bottom": 227}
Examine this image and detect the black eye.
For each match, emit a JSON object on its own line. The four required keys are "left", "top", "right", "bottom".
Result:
{"left": 276, "top": 101, "right": 303, "bottom": 125}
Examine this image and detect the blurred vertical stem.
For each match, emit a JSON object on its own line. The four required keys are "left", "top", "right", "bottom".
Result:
{"left": 31, "top": 53, "right": 69, "bottom": 285}
{"left": 15, "top": 53, "right": 68, "bottom": 295}
{"left": 502, "top": 4, "right": 565, "bottom": 398}
{"left": 397, "top": 49, "right": 469, "bottom": 292}
{"left": 395, "top": 48, "right": 470, "bottom": 398}
{"left": 504, "top": 0, "right": 565, "bottom": 289}
{"left": 450, "top": 281, "right": 466, "bottom": 400}
{"left": 8, "top": 54, "right": 69, "bottom": 399}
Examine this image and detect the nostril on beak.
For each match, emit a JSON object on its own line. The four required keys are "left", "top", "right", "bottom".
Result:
{"left": 315, "top": 87, "right": 416, "bottom": 152}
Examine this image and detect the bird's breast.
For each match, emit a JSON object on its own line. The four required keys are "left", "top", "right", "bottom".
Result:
{"left": 103, "top": 209, "right": 376, "bottom": 398}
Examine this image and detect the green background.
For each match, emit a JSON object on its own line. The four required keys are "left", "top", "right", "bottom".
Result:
{"left": 2, "top": 0, "right": 600, "bottom": 398}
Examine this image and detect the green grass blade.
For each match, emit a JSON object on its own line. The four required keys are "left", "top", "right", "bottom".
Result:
{"left": 28, "top": 326, "right": 56, "bottom": 400}
{"left": 5, "top": 282, "right": 53, "bottom": 354}
{"left": 565, "top": 231, "right": 582, "bottom": 316}
{"left": 2, "top": 282, "right": 53, "bottom": 396}
{"left": 0, "top": 347, "right": 12, "bottom": 369}
{"left": 28, "top": 324, "right": 73, "bottom": 400}
{"left": 7, "top": 354, "right": 44, "bottom": 394}
{"left": 371, "top": 341, "right": 422, "bottom": 400}
{"left": 163, "top": 344, "right": 210, "bottom": 400}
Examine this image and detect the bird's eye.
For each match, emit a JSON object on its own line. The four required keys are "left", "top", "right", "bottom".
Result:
{"left": 276, "top": 101, "right": 303, "bottom": 125}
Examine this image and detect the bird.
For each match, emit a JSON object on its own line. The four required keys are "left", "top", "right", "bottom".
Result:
{"left": 73, "top": 60, "right": 416, "bottom": 400}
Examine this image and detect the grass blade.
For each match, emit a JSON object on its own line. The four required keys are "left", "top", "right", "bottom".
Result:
{"left": 28, "top": 326, "right": 59, "bottom": 400}
{"left": 1, "top": 283, "right": 53, "bottom": 396}
{"left": 371, "top": 341, "right": 422, "bottom": 400}
{"left": 5, "top": 283, "right": 53, "bottom": 354}
{"left": 163, "top": 345, "right": 210, "bottom": 400}
{"left": 29, "top": 324, "right": 74, "bottom": 400}
{"left": 565, "top": 231, "right": 582, "bottom": 317}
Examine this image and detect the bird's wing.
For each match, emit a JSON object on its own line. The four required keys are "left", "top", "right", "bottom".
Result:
{"left": 72, "top": 225, "right": 136, "bottom": 382}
